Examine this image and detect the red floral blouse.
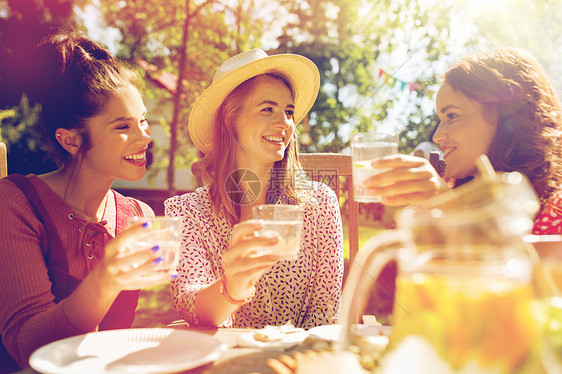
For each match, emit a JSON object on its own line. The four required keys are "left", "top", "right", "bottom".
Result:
{"left": 532, "top": 191, "right": 562, "bottom": 235}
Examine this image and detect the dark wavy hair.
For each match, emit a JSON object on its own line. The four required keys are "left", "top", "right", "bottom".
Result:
{"left": 29, "top": 29, "right": 142, "bottom": 166}
{"left": 443, "top": 47, "right": 562, "bottom": 202}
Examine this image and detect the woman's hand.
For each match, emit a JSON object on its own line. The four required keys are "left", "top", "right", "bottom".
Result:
{"left": 363, "top": 154, "right": 450, "bottom": 206}
{"left": 222, "top": 220, "right": 280, "bottom": 301}
{"left": 97, "top": 222, "right": 172, "bottom": 291}
{"left": 63, "top": 221, "right": 173, "bottom": 332}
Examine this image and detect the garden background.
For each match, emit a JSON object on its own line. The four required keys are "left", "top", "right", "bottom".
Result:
{"left": 1, "top": 0, "right": 561, "bottom": 327}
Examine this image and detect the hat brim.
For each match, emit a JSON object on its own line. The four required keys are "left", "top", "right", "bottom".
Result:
{"left": 188, "top": 54, "right": 320, "bottom": 154}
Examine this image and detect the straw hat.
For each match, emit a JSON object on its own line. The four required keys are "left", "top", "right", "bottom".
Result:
{"left": 188, "top": 49, "right": 320, "bottom": 154}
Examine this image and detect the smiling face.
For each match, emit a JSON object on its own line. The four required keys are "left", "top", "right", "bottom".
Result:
{"left": 80, "top": 84, "right": 151, "bottom": 182}
{"left": 234, "top": 76, "right": 295, "bottom": 171}
{"left": 433, "top": 82, "right": 498, "bottom": 179}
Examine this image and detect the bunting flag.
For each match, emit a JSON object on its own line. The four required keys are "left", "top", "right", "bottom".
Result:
{"left": 378, "top": 68, "right": 437, "bottom": 98}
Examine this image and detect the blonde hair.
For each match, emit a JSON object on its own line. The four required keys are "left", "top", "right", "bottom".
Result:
{"left": 193, "top": 73, "right": 304, "bottom": 223}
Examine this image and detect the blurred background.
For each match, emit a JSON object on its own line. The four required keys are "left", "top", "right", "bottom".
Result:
{"left": 2, "top": 0, "right": 561, "bottom": 192}
{"left": 1, "top": 0, "right": 561, "bottom": 325}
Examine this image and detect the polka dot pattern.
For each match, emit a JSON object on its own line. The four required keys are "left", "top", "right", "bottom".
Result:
{"left": 164, "top": 181, "right": 344, "bottom": 329}
{"left": 532, "top": 191, "right": 562, "bottom": 234}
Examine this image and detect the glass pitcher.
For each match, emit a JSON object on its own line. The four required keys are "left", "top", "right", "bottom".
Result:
{"left": 339, "top": 171, "right": 543, "bottom": 373}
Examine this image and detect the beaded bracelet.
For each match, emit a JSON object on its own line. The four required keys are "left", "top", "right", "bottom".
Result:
{"left": 219, "top": 276, "right": 253, "bottom": 305}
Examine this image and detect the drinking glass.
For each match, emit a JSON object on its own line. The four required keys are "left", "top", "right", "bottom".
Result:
{"left": 351, "top": 132, "right": 399, "bottom": 203}
{"left": 126, "top": 216, "right": 181, "bottom": 276}
{"left": 251, "top": 205, "right": 303, "bottom": 260}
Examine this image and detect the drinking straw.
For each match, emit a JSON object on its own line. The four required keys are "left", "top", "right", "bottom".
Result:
{"left": 475, "top": 154, "right": 498, "bottom": 182}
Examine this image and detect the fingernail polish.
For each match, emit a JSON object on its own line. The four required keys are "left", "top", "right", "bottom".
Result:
{"left": 153, "top": 256, "right": 163, "bottom": 265}
{"left": 142, "top": 221, "right": 151, "bottom": 229}
{"left": 151, "top": 245, "right": 160, "bottom": 253}
{"left": 170, "top": 273, "right": 179, "bottom": 280}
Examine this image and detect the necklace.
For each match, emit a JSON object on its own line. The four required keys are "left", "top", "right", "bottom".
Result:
{"left": 69, "top": 192, "right": 109, "bottom": 222}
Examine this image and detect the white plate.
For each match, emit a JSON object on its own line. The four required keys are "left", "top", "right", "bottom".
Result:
{"left": 237, "top": 326, "right": 309, "bottom": 350}
{"left": 29, "top": 328, "right": 227, "bottom": 374}
{"left": 308, "top": 324, "right": 391, "bottom": 341}
{"left": 308, "top": 324, "right": 390, "bottom": 354}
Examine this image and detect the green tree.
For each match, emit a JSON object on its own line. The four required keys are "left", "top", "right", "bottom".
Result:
{"left": 466, "top": 0, "right": 562, "bottom": 94}
{"left": 0, "top": 0, "right": 78, "bottom": 174}
{"left": 6, "top": 0, "right": 560, "bottom": 180}
{"left": 0, "top": 0, "right": 77, "bottom": 107}
{"left": 274, "top": 0, "right": 463, "bottom": 154}
{"left": 95, "top": 0, "right": 266, "bottom": 192}
{"left": 0, "top": 95, "right": 56, "bottom": 174}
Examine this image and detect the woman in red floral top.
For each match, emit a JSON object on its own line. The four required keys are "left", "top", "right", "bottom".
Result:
{"left": 433, "top": 48, "right": 562, "bottom": 235}
{"left": 533, "top": 194, "right": 562, "bottom": 234}
{"left": 364, "top": 48, "right": 562, "bottom": 234}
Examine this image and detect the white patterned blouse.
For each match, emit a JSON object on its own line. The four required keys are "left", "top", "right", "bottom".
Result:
{"left": 164, "top": 181, "right": 344, "bottom": 329}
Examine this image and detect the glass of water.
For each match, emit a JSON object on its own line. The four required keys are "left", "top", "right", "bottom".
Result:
{"left": 126, "top": 216, "right": 181, "bottom": 276}
{"left": 251, "top": 205, "right": 303, "bottom": 260}
{"left": 351, "top": 132, "right": 399, "bottom": 203}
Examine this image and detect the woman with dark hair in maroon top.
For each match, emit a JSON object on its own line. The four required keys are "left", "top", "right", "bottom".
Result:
{"left": 0, "top": 29, "right": 171, "bottom": 371}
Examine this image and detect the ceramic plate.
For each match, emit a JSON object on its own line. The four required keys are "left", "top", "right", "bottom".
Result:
{"left": 29, "top": 328, "right": 227, "bottom": 374}
{"left": 308, "top": 324, "right": 391, "bottom": 341}
{"left": 237, "top": 325, "right": 309, "bottom": 350}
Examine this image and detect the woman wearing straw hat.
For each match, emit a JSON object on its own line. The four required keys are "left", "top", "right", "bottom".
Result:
{"left": 165, "top": 49, "right": 344, "bottom": 328}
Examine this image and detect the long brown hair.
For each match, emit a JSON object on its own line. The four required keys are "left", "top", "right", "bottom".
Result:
{"left": 194, "top": 73, "right": 304, "bottom": 224}
{"left": 30, "top": 29, "right": 142, "bottom": 166}
{"left": 443, "top": 47, "right": 562, "bottom": 201}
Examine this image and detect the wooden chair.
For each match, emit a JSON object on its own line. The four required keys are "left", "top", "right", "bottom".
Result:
{"left": 0, "top": 142, "right": 7, "bottom": 178}
{"left": 299, "top": 153, "right": 359, "bottom": 261}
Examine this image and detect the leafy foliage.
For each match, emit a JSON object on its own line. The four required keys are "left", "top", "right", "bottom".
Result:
{"left": 94, "top": 0, "right": 266, "bottom": 173}
{"left": 466, "top": 0, "right": 562, "bottom": 94}
{"left": 0, "top": 0, "right": 78, "bottom": 107}
{"left": 0, "top": 0, "right": 78, "bottom": 174}
{"left": 274, "top": 0, "right": 459, "bottom": 154}
{"left": 1, "top": 0, "right": 560, "bottom": 179}
{"left": 0, "top": 95, "right": 56, "bottom": 174}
